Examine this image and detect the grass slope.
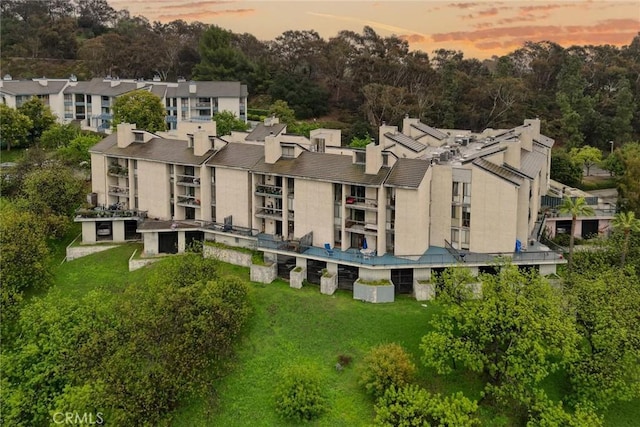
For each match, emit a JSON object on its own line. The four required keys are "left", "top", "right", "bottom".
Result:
{"left": 44, "top": 246, "right": 638, "bottom": 426}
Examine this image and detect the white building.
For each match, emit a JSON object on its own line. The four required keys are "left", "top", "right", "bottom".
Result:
{"left": 0, "top": 75, "right": 247, "bottom": 133}
{"left": 76, "top": 116, "right": 566, "bottom": 297}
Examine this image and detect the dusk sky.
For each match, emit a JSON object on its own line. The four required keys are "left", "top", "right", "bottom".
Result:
{"left": 106, "top": 0, "right": 640, "bottom": 59}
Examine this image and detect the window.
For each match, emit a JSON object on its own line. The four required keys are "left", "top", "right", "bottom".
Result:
{"left": 282, "top": 145, "right": 295, "bottom": 158}
{"left": 463, "top": 183, "right": 471, "bottom": 204}
{"left": 462, "top": 207, "right": 471, "bottom": 227}
{"left": 355, "top": 151, "right": 366, "bottom": 164}
{"left": 134, "top": 132, "right": 144, "bottom": 142}
{"left": 452, "top": 182, "right": 460, "bottom": 202}
{"left": 382, "top": 153, "right": 389, "bottom": 166}
{"left": 451, "top": 229, "right": 459, "bottom": 243}
{"left": 451, "top": 206, "right": 458, "bottom": 219}
{"left": 184, "top": 166, "right": 195, "bottom": 176}
{"left": 334, "top": 183, "right": 342, "bottom": 202}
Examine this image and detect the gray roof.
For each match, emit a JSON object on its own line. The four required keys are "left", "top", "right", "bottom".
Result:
{"left": 534, "top": 135, "right": 554, "bottom": 148}
{"left": 0, "top": 80, "right": 67, "bottom": 95}
{"left": 173, "top": 81, "right": 247, "bottom": 98}
{"left": 252, "top": 151, "right": 391, "bottom": 186}
{"left": 385, "top": 132, "right": 427, "bottom": 152}
{"left": 515, "top": 149, "right": 547, "bottom": 179}
{"left": 473, "top": 158, "right": 524, "bottom": 186}
{"left": 246, "top": 123, "right": 287, "bottom": 142}
{"left": 385, "top": 158, "right": 430, "bottom": 188}
{"left": 206, "top": 142, "right": 264, "bottom": 169}
{"left": 64, "top": 78, "right": 139, "bottom": 96}
{"left": 90, "top": 134, "right": 213, "bottom": 165}
{"left": 410, "top": 122, "right": 448, "bottom": 140}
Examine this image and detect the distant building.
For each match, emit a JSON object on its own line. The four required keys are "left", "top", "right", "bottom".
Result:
{"left": 76, "top": 116, "right": 567, "bottom": 297}
{"left": 0, "top": 75, "right": 247, "bottom": 133}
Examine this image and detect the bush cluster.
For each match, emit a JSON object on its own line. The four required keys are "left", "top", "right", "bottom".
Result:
{"left": 273, "top": 364, "right": 327, "bottom": 422}
{"left": 359, "top": 343, "right": 416, "bottom": 398}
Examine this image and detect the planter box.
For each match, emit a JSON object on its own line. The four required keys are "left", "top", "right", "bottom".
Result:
{"left": 320, "top": 272, "right": 337, "bottom": 295}
{"left": 250, "top": 262, "right": 277, "bottom": 284}
{"left": 413, "top": 280, "right": 435, "bottom": 301}
{"left": 203, "top": 245, "right": 252, "bottom": 267}
{"left": 353, "top": 279, "right": 395, "bottom": 303}
{"left": 290, "top": 267, "right": 306, "bottom": 289}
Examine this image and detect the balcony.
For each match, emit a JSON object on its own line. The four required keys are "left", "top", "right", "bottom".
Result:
{"left": 166, "top": 116, "right": 178, "bottom": 123}
{"left": 194, "top": 102, "right": 211, "bottom": 108}
{"left": 190, "top": 116, "right": 212, "bottom": 122}
{"left": 108, "top": 185, "right": 130, "bottom": 197}
{"left": 108, "top": 164, "right": 128, "bottom": 177}
{"left": 255, "top": 184, "right": 283, "bottom": 197}
{"left": 75, "top": 207, "right": 147, "bottom": 219}
{"left": 177, "top": 195, "right": 201, "bottom": 208}
{"left": 177, "top": 175, "right": 200, "bottom": 187}
{"left": 345, "top": 196, "right": 378, "bottom": 211}
{"left": 345, "top": 220, "right": 378, "bottom": 235}
{"left": 255, "top": 206, "right": 283, "bottom": 219}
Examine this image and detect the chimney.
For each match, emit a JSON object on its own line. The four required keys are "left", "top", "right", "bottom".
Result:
{"left": 365, "top": 141, "right": 383, "bottom": 175}
{"left": 189, "top": 82, "right": 196, "bottom": 94}
{"left": 265, "top": 132, "right": 281, "bottom": 164}
{"left": 504, "top": 138, "right": 522, "bottom": 169}
{"left": 402, "top": 116, "right": 420, "bottom": 137}
{"left": 193, "top": 126, "right": 213, "bottom": 156}
{"left": 378, "top": 124, "right": 398, "bottom": 148}
{"left": 117, "top": 123, "right": 136, "bottom": 148}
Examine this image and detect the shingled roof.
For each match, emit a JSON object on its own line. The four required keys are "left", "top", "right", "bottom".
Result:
{"left": 473, "top": 158, "right": 524, "bottom": 186}
{"left": 385, "top": 158, "right": 431, "bottom": 188}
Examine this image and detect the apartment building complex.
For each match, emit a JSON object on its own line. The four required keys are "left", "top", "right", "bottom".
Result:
{"left": 76, "top": 116, "right": 565, "bottom": 296}
{"left": 0, "top": 75, "right": 247, "bottom": 133}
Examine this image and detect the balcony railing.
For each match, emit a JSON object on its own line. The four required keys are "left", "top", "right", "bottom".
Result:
{"left": 176, "top": 175, "right": 200, "bottom": 186}
{"left": 108, "top": 165, "right": 128, "bottom": 177}
{"left": 75, "top": 207, "right": 147, "bottom": 219}
{"left": 177, "top": 196, "right": 201, "bottom": 207}
{"left": 108, "top": 185, "right": 129, "bottom": 196}
{"left": 345, "top": 220, "right": 378, "bottom": 235}
{"left": 195, "top": 102, "right": 211, "bottom": 108}
{"left": 255, "top": 184, "right": 283, "bottom": 197}
{"left": 345, "top": 196, "right": 378, "bottom": 210}
{"left": 256, "top": 206, "right": 283, "bottom": 219}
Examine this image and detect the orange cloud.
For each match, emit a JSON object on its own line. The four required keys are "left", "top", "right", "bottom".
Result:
{"left": 156, "top": 8, "right": 254, "bottom": 22}
{"left": 158, "top": 1, "right": 235, "bottom": 10}
{"left": 478, "top": 8, "right": 499, "bottom": 17}
{"left": 450, "top": 2, "right": 481, "bottom": 9}
{"left": 399, "top": 34, "right": 426, "bottom": 43}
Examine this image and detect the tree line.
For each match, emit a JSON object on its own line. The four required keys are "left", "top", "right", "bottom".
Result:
{"left": 1, "top": 0, "right": 639, "bottom": 149}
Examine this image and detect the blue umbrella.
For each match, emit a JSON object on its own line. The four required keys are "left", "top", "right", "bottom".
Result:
{"left": 362, "top": 237, "right": 368, "bottom": 250}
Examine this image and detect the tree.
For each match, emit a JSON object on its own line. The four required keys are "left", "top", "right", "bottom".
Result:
{"left": 0, "top": 202, "right": 50, "bottom": 313}
{"left": 551, "top": 149, "right": 583, "bottom": 187}
{"left": 611, "top": 211, "right": 640, "bottom": 267}
{"left": 18, "top": 96, "right": 57, "bottom": 145}
{"left": 56, "top": 134, "right": 101, "bottom": 167}
{"left": 349, "top": 133, "right": 372, "bottom": 148}
{"left": 267, "top": 100, "right": 296, "bottom": 125}
{"left": 374, "top": 385, "right": 479, "bottom": 427}
{"left": 212, "top": 111, "right": 249, "bottom": 137}
{"left": 268, "top": 72, "right": 329, "bottom": 119}
{"left": 569, "top": 145, "right": 602, "bottom": 177}
{"left": 558, "top": 196, "right": 595, "bottom": 270}
{"left": 273, "top": 363, "right": 327, "bottom": 422}
{"left": 192, "top": 25, "right": 254, "bottom": 83}
{"left": 615, "top": 142, "right": 640, "bottom": 215}
{"left": 0, "top": 104, "right": 32, "bottom": 151}
{"left": 568, "top": 267, "right": 640, "bottom": 410}
{"left": 421, "top": 265, "right": 579, "bottom": 407}
{"left": 40, "top": 123, "right": 80, "bottom": 149}
{"left": 22, "top": 164, "right": 84, "bottom": 236}
{"left": 111, "top": 90, "right": 167, "bottom": 133}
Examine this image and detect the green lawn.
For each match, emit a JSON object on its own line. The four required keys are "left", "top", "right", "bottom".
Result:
{"left": 44, "top": 245, "right": 638, "bottom": 426}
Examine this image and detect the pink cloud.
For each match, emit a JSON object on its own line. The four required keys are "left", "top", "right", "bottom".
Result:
{"left": 156, "top": 8, "right": 255, "bottom": 22}
{"left": 399, "top": 34, "right": 426, "bottom": 43}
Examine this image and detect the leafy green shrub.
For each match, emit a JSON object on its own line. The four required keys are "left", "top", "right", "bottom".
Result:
{"left": 150, "top": 252, "right": 218, "bottom": 287}
{"left": 273, "top": 364, "right": 327, "bottom": 422}
{"left": 374, "top": 385, "right": 479, "bottom": 427}
{"left": 359, "top": 343, "right": 416, "bottom": 398}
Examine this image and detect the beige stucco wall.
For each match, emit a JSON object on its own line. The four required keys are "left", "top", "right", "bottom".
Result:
{"left": 429, "top": 165, "right": 453, "bottom": 247}
{"left": 218, "top": 97, "right": 240, "bottom": 118}
{"left": 90, "top": 153, "right": 108, "bottom": 206}
{"left": 137, "top": 161, "right": 171, "bottom": 219}
{"left": 469, "top": 167, "right": 519, "bottom": 253}
{"left": 216, "top": 168, "right": 252, "bottom": 228}
{"left": 516, "top": 179, "right": 530, "bottom": 246}
{"left": 394, "top": 169, "right": 431, "bottom": 255}
{"left": 293, "top": 179, "right": 333, "bottom": 246}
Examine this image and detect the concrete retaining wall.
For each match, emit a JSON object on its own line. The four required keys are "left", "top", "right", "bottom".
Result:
{"left": 203, "top": 244, "right": 252, "bottom": 267}
{"left": 250, "top": 262, "right": 277, "bottom": 283}
{"left": 66, "top": 243, "right": 118, "bottom": 261}
{"left": 290, "top": 267, "right": 306, "bottom": 289}
{"left": 128, "top": 250, "right": 162, "bottom": 271}
{"left": 414, "top": 280, "right": 435, "bottom": 301}
{"left": 353, "top": 280, "right": 395, "bottom": 303}
{"left": 320, "top": 272, "right": 337, "bottom": 295}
